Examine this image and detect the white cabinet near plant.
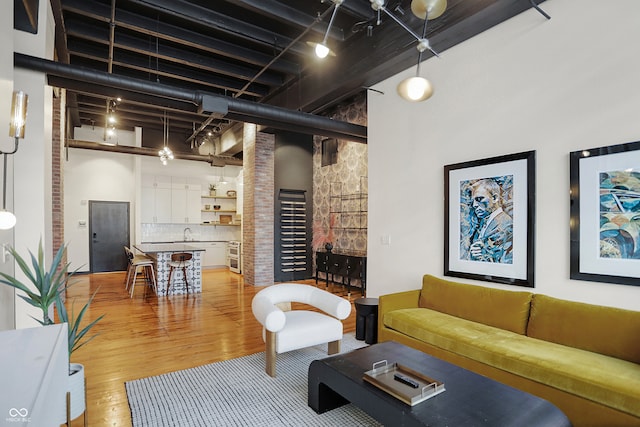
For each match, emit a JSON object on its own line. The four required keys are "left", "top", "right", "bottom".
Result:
{"left": 141, "top": 175, "right": 172, "bottom": 223}
{"left": 202, "top": 241, "right": 227, "bottom": 268}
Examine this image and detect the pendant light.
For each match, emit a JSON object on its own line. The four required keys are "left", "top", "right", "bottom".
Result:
{"left": 307, "top": 0, "right": 343, "bottom": 58}
{"left": 395, "top": 1, "right": 443, "bottom": 102}
{"left": 158, "top": 111, "right": 174, "bottom": 166}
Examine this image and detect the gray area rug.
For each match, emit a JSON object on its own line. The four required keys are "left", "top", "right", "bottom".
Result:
{"left": 126, "top": 334, "right": 382, "bottom": 426}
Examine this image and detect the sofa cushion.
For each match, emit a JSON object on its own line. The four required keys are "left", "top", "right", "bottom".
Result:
{"left": 528, "top": 294, "right": 640, "bottom": 364}
{"left": 418, "top": 274, "right": 533, "bottom": 334}
{"left": 384, "top": 307, "right": 640, "bottom": 418}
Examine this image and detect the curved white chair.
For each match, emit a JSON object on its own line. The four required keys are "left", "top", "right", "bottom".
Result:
{"left": 252, "top": 283, "right": 351, "bottom": 377}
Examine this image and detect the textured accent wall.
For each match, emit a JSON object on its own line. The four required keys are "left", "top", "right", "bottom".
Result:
{"left": 242, "top": 124, "right": 275, "bottom": 286}
{"left": 313, "top": 93, "right": 368, "bottom": 253}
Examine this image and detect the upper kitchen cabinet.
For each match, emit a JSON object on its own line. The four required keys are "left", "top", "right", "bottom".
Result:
{"left": 141, "top": 175, "right": 172, "bottom": 223}
{"left": 171, "top": 177, "right": 202, "bottom": 224}
{"left": 141, "top": 175, "right": 201, "bottom": 224}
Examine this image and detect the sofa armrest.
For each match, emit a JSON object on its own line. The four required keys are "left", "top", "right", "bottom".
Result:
{"left": 378, "top": 289, "right": 421, "bottom": 332}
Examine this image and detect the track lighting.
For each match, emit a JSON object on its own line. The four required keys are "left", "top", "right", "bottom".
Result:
{"left": 307, "top": 0, "right": 343, "bottom": 58}
{"left": 380, "top": 0, "right": 446, "bottom": 102}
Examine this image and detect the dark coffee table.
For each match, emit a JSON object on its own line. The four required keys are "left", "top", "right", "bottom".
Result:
{"left": 308, "top": 341, "right": 571, "bottom": 427}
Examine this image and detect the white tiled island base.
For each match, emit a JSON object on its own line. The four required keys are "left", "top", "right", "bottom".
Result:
{"left": 134, "top": 243, "right": 205, "bottom": 295}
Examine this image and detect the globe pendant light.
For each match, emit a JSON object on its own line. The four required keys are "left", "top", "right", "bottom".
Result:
{"left": 397, "top": 74, "right": 433, "bottom": 102}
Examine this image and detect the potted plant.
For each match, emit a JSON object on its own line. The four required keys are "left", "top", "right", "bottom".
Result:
{"left": 0, "top": 240, "right": 104, "bottom": 422}
{"left": 209, "top": 183, "right": 217, "bottom": 196}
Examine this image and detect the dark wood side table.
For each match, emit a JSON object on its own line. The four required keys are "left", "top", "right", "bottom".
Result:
{"left": 354, "top": 297, "right": 378, "bottom": 344}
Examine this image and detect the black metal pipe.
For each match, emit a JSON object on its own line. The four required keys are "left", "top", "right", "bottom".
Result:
{"left": 15, "top": 53, "right": 368, "bottom": 143}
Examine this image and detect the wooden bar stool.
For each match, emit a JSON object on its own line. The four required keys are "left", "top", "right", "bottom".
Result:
{"left": 167, "top": 252, "right": 193, "bottom": 295}
{"left": 124, "top": 246, "right": 157, "bottom": 298}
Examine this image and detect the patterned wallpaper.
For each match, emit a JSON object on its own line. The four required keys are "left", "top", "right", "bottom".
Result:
{"left": 313, "top": 92, "right": 368, "bottom": 254}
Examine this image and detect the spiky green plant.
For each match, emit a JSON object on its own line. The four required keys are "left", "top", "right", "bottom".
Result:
{"left": 0, "top": 239, "right": 104, "bottom": 358}
{"left": 55, "top": 290, "right": 104, "bottom": 356}
{"left": 0, "top": 240, "right": 69, "bottom": 326}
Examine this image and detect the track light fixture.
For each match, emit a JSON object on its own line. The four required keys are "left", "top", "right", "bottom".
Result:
{"left": 307, "top": 0, "right": 343, "bottom": 58}
{"left": 370, "top": 0, "right": 445, "bottom": 56}
{"left": 0, "top": 90, "right": 28, "bottom": 229}
{"left": 396, "top": 3, "right": 442, "bottom": 102}
{"left": 369, "top": 0, "right": 446, "bottom": 101}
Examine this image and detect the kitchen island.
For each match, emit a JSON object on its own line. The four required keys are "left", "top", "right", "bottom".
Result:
{"left": 134, "top": 243, "right": 205, "bottom": 296}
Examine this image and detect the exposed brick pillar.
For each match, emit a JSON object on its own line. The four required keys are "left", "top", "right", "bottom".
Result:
{"left": 51, "top": 91, "right": 64, "bottom": 259}
{"left": 242, "top": 123, "right": 274, "bottom": 287}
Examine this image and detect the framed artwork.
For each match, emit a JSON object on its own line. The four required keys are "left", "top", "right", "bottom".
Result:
{"left": 444, "top": 151, "right": 536, "bottom": 287}
{"left": 569, "top": 141, "right": 640, "bottom": 286}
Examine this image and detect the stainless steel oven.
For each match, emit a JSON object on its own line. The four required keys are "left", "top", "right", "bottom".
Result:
{"left": 227, "top": 241, "right": 241, "bottom": 273}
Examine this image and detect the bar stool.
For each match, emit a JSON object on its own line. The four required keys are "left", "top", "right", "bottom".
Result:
{"left": 167, "top": 252, "right": 193, "bottom": 295}
{"left": 124, "top": 246, "right": 157, "bottom": 298}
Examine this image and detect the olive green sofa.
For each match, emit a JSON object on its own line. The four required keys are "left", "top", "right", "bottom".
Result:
{"left": 378, "top": 274, "right": 640, "bottom": 427}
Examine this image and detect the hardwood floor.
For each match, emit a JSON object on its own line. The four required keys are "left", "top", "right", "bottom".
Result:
{"left": 64, "top": 268, "right": 362, "bottom": 427}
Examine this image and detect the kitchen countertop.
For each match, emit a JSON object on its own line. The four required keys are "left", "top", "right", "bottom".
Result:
{"left": 135, "top": 243, "right": 207, "bottom": 253}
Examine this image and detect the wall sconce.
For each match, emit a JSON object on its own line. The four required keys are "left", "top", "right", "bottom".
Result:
{"left": 0, "top": 91, "right": 29, "bottom": 229}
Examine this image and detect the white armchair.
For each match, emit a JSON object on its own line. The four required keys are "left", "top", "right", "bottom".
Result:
{"left": 251, "top": 283, "right": 352, "bottom": 377}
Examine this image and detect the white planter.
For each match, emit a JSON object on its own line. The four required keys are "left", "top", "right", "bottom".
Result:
{"left": 56, "top": 363, "right": 86, "bottom": 423}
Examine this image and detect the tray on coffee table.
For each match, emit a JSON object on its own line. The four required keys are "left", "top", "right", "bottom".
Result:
{"left": 363, "top": 360, "right": 445, "bottom": 406}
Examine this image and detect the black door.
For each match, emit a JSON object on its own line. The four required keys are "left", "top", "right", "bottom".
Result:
{"left": 89, "top": 201, "right": 130, "bottom": 272}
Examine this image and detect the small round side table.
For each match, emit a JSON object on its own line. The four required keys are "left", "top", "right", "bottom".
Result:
{"left": 354, "top": 297, "right": 379, "bottom": 344}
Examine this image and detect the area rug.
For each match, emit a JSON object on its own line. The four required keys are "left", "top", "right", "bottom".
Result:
{"left": 126, "top": 334, "right": 382, "bottom": 426}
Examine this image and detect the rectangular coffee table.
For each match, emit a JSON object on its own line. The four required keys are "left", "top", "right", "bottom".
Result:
{"left": 308, "top": 341, "right": 571, "bottom": 427}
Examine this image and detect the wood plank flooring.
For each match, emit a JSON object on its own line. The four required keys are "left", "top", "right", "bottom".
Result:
{"left": 63, "top": 268, "right": 362, "bottom": 427}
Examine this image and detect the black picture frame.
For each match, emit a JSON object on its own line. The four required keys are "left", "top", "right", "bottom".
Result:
{"left": 444, "top": 151, "right": 536, "bottom": 288}
{"left": 569, "top": 140, "right": 640, "bottom": 286}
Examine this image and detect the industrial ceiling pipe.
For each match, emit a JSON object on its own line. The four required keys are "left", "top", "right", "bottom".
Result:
{"left": 66, "top": 139, "right": 243, "bottom": 167}
{"left": 15, "top": 53, "right": 368, "bottom": 143}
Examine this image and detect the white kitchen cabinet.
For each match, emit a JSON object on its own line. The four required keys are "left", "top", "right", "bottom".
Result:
{"left": 171, "top": 178, "right": 201, "bottom": 223}
{"left": 141, "top": 175, "right": 172, "bottom": 223}
{"left": 202, "top": 242, "right": 227, "bottom": 268}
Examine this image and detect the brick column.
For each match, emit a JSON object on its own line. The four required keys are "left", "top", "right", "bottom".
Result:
{"left": 51, "top": 90, "right": 64, "bottom": 259}
{"left": 242, "top": 124, "right": 274, "bottom": 286}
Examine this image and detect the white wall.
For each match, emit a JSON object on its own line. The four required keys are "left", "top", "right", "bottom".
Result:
{"left": 0, "top": 0, "right": 15, "bottom": 330}
{"left": 12, "top": 0, "right": 55, "bottom": 328}
{"left": 367, "top": 0, "right": 640, "bottom": 310}
{"left": 64, "top": 148, "right": 136, "bottom": 271}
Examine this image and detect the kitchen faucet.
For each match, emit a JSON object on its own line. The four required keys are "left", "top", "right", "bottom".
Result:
{"left": 183, "top": 227, "right": 192, "bottom": 241}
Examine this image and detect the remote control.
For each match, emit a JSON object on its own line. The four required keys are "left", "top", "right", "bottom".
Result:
{"left": 394, "top": 373, "right": 419, "bottom": 388}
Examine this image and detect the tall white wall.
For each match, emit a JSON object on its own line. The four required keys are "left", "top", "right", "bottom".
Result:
{"left": 12, "top": 0, "right": 55, "bottom": 328}
{"left": 0, "top": 0, "right": 15, "bottom": 330}
{"left": 367, "top": 0, "right": 640, "bottom": 310}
